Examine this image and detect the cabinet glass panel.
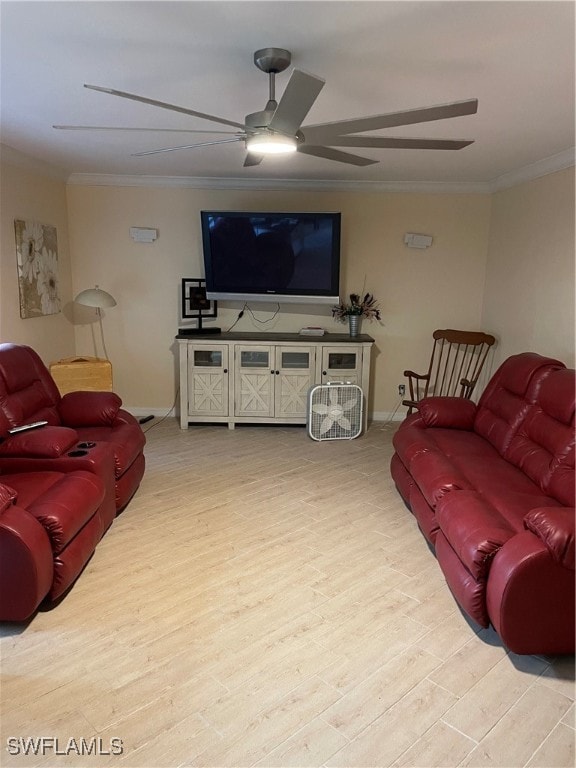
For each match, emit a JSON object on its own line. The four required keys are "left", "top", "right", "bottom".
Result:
{"left": 193, "top": 350, "right": 223, "bottom": 367}
{"left": 281, "top": 351, "right": 309, "bottom": 369}
{"left": 327, "top": 352, "right": 357, "bottom": 370}
{"left": 240, "top": 350, "right": 269, "bottom": 368}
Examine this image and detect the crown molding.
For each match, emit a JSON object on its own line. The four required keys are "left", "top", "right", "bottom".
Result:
{"left": 34, "top": 145, "right": 575, "bottom": 194}
{"left": 65, "top": 173, "right": 492, "bottom": 194}
{"left": 492, "top": 147, "right": 575, "bottom": 192}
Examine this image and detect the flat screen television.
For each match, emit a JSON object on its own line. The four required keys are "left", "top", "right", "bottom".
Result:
{"left": 201, "top": 211, "right": 341, "bottom": 305}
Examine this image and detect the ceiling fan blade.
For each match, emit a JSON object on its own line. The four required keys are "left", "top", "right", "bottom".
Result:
{"left": 325, "top": 136, "right": 474, "bottom": 150}
{"left": 84, "top": 84, "right": 247, "bottom": 131}
{"left": 132, "top": 138, "right": 243, "bottom": 157}
{"left": 302, "top": 99, "right": 478, "bottom": 142}
{"left": 298, "top": 145, "right": 378, "bottom": 166}
{"left": 268, "top": 70, "right": 325, "bottom": 135}
{"left": 244, "top": 153, "right": 264, "bottom": 167}
{"left": 53, "top": 125, "right": 240, "bottom": 135}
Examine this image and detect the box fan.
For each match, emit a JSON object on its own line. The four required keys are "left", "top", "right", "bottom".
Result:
{"left": 307, "top": 383, "right": 364, "bottom": 441}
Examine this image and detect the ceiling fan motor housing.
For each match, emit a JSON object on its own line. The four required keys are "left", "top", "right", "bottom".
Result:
{"left": 245, "top": 109, "right": 275, "bottom": 130}
{"left": 253, "top": 48, "right": 291, "bottom": 74}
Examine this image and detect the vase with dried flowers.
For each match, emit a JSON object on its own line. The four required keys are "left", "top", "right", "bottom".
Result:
{"left": 332, "top": 292, "right": 381, "bottom": 336}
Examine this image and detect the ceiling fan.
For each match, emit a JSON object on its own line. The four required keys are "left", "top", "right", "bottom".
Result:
{"left": 54, "top": 47, "right": 478, "bottom": 168}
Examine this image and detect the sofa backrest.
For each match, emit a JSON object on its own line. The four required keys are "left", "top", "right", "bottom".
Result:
{"left": 473, "top": 353, "right": 565, "bottom": 457}
{"left": 0, "top": 344, "right": 62, "bottom": 436}
{"left": 505, "top": 367, "right": 575, "bottom": 506}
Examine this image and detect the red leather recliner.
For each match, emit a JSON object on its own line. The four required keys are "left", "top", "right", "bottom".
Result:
{"left": 0, "top": 469, "right": 110, "bottom": 621}
{"left": 391, "top": 353, "right": 575, "bottom": 655}
{"left": 0, "top": 343, "right": 145, "bottom": 512}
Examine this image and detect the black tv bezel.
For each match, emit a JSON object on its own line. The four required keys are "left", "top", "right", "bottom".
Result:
{"left": 200, "top": 210, "right": 341, "bottom": 305}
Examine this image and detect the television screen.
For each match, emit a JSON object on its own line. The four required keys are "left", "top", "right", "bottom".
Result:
{"left": 201, "top": 211, "right": 341, "bottom": 305}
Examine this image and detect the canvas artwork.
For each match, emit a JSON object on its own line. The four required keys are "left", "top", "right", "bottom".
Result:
{"left": 14, "top": 219, "right": 61, "bottom": 318}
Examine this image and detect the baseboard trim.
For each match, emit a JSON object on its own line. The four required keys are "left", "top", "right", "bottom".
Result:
{"left": 370, "top": 410, "right": 407, "bottom": 423}
{"left": 125, "top": 407, "right": 406, "bottom": 425}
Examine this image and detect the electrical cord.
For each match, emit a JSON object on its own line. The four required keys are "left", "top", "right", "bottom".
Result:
{"left": 225, "top": 305, "right": 246, "bottom": 332}
{"left": 225, "top": 302, "right": 281, "bottom": 332}
{"left": 379, "top": 396, "right": 405, "bottom": 430}
{"left": 141, "top": 386, "right": 180, "bottom": 433}
{"left": 245, "top": 302, "right": 281, "bottom": 324}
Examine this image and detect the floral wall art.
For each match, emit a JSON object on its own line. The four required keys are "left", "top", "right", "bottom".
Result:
{"left": 14, "top": 219, "right": 61, "bottom": 318}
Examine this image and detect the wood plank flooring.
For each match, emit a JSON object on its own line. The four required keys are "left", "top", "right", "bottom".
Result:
{"left": 1, "top": 419, "right": 574, "bottom": 767}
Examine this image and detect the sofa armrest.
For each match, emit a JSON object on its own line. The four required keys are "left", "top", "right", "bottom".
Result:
{"left": 0, "top": 504, "right": 54, "bottom": 621}
{"left": 487, "top": 531, "right": 575, "bottom": 654}
{"left": 418, "top": 397, "right": 477, "bottom": 429}
{"left": 58, "top": 392, "right": 122, "bottom": 427}
{"left": 524, "top": 507, "right": 575, "bottom": 570}
{"left": 0, "top": 426, "right": 78, "bottom": 458}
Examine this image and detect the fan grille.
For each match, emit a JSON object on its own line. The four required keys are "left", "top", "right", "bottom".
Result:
{"left": 307, "top": 383, "right": 363, "bottom": 441}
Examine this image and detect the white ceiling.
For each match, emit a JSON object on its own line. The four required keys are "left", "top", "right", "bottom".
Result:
{"left": 1, "top": 1, "right": 574, "bottom": 187}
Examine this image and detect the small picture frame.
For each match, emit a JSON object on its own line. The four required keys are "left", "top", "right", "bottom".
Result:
{"left": 181, "top": 278, "right": 217, "bottom": 320}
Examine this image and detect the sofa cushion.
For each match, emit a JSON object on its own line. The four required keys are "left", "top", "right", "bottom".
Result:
{"left": 473, "top": 353, "right": 564, "bottom": 457}
{"left": 539, "top": 368, "right": 575, "bottom": 425}
{"left": 0, "top": 426, "right": 78, "bottom": 458}
{"left": 414, "top": 426, "right": 565, "bottom": 524}
{"left": 392, "top": 423, "right": 436, "bottom": 466}
{"left": 409, "top": 450, "right": 472, "bottom": 507}
{"left": 524, "top": 507, "right": 575, "bottom": 570}
{"left": 436, "top": 491, "right": 517, "bottom": 580}
{"left": 505, "top": 368, "right": 575, "bottom": 505}
{"left": 0, "top": 344, "right": 61, "bottom": 433}
{"left": 3, "top": 470, "right": 104, "bottom": 554}
{"left": 75, "top": 422, "right": 146, "bottom": 478}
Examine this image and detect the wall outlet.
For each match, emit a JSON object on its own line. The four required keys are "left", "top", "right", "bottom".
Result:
{"left": 398, "top": 384, "right": 406, "bottom": 397}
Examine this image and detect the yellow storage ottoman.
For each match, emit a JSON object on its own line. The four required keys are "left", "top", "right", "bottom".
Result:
{"left": 50, "top": 356, "right": 112, "bottom": 396}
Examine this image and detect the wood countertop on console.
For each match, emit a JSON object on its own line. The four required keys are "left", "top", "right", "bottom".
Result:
{"left": 176, "top": 331, "right": 375, "bottom": 343}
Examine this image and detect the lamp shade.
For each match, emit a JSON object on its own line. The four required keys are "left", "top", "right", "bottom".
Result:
{"left": 74, "top": 286, "right": 117, "bottom": 309}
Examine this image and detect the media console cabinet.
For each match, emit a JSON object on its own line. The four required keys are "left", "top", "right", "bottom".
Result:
{"left": 177, "top": 332, "right": 374, "bottom": 429}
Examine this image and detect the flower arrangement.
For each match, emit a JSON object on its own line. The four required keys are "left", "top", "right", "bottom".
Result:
{"left": 332, "top": 292, "right": 381, "bottom": 322}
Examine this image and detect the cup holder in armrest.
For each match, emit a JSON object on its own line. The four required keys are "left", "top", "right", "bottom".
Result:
{"left": 77, "top": 441, "right": 96, "bottom": 449}
{"left": 68, "top": 449, "right": 88, "bottom": 457}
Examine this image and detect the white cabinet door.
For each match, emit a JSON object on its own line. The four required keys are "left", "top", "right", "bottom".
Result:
{"left": 320, "top": 346, "right": 362, "bottom": 385}
{"left": 235, "top": 345, "right": 274, "bottom": 417}
{"left": 275, "top": 346, "right": 316, "bottom": 419}
{"left": 188, "top": 345, "right": 230, "bottom": 417}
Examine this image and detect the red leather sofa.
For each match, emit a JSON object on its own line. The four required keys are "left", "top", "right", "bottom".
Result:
{"left": 0, "top": 470, "right": 111, "bottom": 621}
{"left": 0, "top": 343, "right": 145, "bottom": 512}
{"left": 391, "top": 353, "right": 575, "bottom": 655}
{"left": 0, "top": 343, "right": 146, "bottom": 621}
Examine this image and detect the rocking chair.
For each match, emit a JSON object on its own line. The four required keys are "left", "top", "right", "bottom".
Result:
{"left": 403, "top": 329, "right": 496, "bottom": 414}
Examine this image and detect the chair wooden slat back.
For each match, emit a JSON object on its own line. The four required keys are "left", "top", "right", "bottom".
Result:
{"left": 403, "top": 329, "right": 496, "bottom": 414}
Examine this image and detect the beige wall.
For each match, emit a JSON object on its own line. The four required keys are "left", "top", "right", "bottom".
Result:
{"left": 0, "top": 147, "right": 75, "bottom": 364}
{"left": 2, "top": 144, "right": 572, "bottom": 417}
{"left": 66, "top": 184, "right": 491, "bottom": 415}
{"left": 482, "top": 167, "right": 575, "bottom": 368}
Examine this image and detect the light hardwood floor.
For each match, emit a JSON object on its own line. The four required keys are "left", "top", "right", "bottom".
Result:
{"left": 1, "top": 418, "right": 574, "bottom": 767}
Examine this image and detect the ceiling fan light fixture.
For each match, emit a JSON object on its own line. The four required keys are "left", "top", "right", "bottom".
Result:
{"left": 246, "top": 133, "right": 298, "bottom": 155}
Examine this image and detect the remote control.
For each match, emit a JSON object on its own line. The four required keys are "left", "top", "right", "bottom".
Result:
{"left": 8, "top": 420, "right": 48, "bottom": 434}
